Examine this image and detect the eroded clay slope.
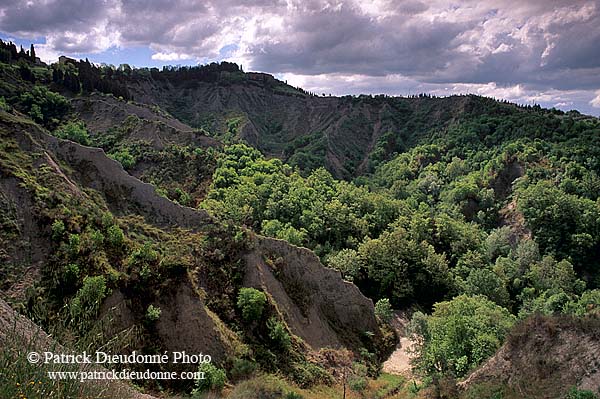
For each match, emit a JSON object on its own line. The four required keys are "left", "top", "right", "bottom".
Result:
{"left": 460, "top": 315, "right": 600, "bottom": 398}
{"left": 244, "top": 236, "right": 379, "bottom": 351}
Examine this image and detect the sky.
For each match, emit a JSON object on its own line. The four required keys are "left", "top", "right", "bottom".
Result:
{"left": 1, "top": 0, "right": 600, "bottom": 116}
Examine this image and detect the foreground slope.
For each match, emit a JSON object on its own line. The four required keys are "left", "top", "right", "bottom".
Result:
{"left": 0, "top": 107, "right": 387, "bottom": 396}
{"left": 460, "top": 314, "right": 600, "bottom": 398}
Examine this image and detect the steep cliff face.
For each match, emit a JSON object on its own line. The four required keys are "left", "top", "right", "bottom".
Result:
{"left": 244, "top": 236, "right": 379, "bottom": 351}
{"left": 100, "top": 280, "right": 239, "bottom": 365}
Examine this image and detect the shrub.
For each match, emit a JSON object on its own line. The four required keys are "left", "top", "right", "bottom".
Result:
{"left": 0, "top": 96, "right": 9, "bottom": 112}
{"left": 237, "top": 287, "right": 267, "bottom": 321}
{"left": 106, "top": 224, "right": 124, "bottom": 248}
{"left": 375, "top": 298, "right": 393, "bottom": 324}
{"left": 348, "top": 376, "right": 367, "bottom": 392}
{"left": 290, "top": 361, "right": 332, "bottom": 388}
{"left": 348, "top": 362, "right": 368, "bottom": 392}
{"left": 145, "top": 304, "right": 161, "bottom": 322}
{"left": 87, "top": 228, "right": 105, "bottom": 250}
{"left": 267, "top": 317, "right": 291, "bottom": 351}
{"left": 62, "top": 263, "right": 80, "bottom": 286}
{"left": 565, "top": 387, "right": 599, "bottom": 399}
{"left": 68, "top": 233, "right": 80, "bottom": 255}
{"left": 128, "top": 242, "right": 159, "bottom": 268}
{"left": 100, "top": 212, "right": 114, "bottom": 228}
{"left": 109, "top": 149, "right": 136, "bottom": 169}
{"left": 51, "top": 219, "right": 65, "bottom": 241}
{"left": 230, "top": 357, "right": 257, "bottom": 381}
{"left": 53, "top": 121, "right": 90, "bottom": 145}
{"left": 192, "top": 362, "right": 227, "bottom": 395}
{"left": 69, "top": 276, "right": 108, "bottom": 327}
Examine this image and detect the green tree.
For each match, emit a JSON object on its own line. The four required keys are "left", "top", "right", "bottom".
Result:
{"left": 358, "top": 226, "right": 452, "bottom": 306}
{"left": 374, "top": 298, "right": 393, "bottom": 324}
{"left": 409, "top": 295, "right": 516, "bottom": 378}
{"left": 237, "top": 287, "right": 267, "bottom": 321}
{"left": 326, "top": 248, "right": 362, "bottom": 282}
{"left": 465, "top": 268, "right": 510, "bottom": 307}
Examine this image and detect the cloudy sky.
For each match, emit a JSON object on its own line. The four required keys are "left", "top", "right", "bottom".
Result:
{"left": 1, "top": 0, "right": 600, "bottom": 115}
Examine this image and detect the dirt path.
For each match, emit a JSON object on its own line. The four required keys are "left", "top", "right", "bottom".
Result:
{"left": 382, "top": 312, "right": 415, "bottom": 377}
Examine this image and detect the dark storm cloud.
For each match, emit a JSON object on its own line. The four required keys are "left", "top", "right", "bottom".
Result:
{"left": 1, "top": 0, "right": 599, "bottom": 113}
{"left": 0, "top": 0, "right": 111, "bottom": 35}
{"left": 247, "top": 3, "right": 468, "bottom": 77}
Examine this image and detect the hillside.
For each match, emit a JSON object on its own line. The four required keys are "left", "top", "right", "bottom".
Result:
{"left": 0, "top": 92, "right": 388, "bottom": 397}
{"left": 121, "top": 64, "right": 597, "bottom": 181}
{"left": 1, "top": 51, "right": 600, "bottom": 399}
{"left": 460, "top": 314, "right": 600, "bottom": 398}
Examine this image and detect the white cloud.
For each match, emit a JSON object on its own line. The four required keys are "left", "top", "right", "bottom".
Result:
{"left": 151, "top": 51, "right": 193, "bottom": 61}
{"left": 590, "top": 90, "right": 600, "bottom": 108}
{"left": 33, "top": 43, "right": 60, "bottom": 63}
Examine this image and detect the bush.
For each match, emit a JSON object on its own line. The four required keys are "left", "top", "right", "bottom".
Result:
{"left": 348, "top": 361, "right": 368, "bottom": 392}
{"left": 237, "top": 287, "right": 267, "bottom": 321}
{"left": 53, "top": 121, "right": 90, "bottom": 145}
{"left": 51, "top": 219, "right": 65, "bottom": 241}
{"left": 145, "top": 304, "right": 161, "bottom": 322}
{"left": 68, "top": 233, "right": 80, "bottom": 255}
{"left": 128, "top": 242, "right": 159, "bottom": 269}
{"left": 69, "top": 276, "right": 108, "bottom": 328}
{"left": 0, "top": 96, "right": 9, "bottom": 112}
{"left": 230, "top": 357, "right": 257, "bottom": 381}
{"left": 290, "top": 361, "right": 332, "bottom": 388}
{"left": 375, "top": 298, "right": 393, "bottom": 324}
{"left": 192, "top": 362, "right": 227, "bottom": 395}
{"left": 109, "top": 148, "right": 136, "bottom": 169}
{"left": 348, "top": 376, "right": 367, "bottom": 392}
{"left": 267, "top": 317, "right": 291, "bottom": 351}
{"left": 106, "top": 224, "right": 124, "bottom": 248}
{"left": 62, "top": 263, "right": 79, "bottom": 286}
{"left": 565, "top": 387, "right": 599, "bottom": 399}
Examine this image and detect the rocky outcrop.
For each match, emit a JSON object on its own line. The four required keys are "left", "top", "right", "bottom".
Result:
{"left": 244, "top": 236, "right": 379, "bottom": 351}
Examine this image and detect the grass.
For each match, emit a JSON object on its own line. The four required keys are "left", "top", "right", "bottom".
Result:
{"left": 224, "top": 372, "right": 409, "bottom": 399}
{"left": 0, "top": 319, "right": 107, "bottom": 399}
